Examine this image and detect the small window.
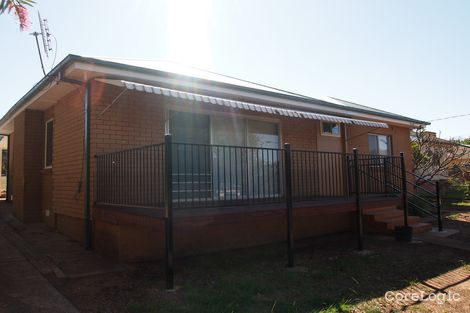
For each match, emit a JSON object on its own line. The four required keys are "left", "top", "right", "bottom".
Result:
{"left": 45, "top": 120, "right": 53, "bottom": 168}
{"left": 368, "top": 134, "right": 391, "bottom": 155}
{"left": 321, "top": 122, "right": 341, "bottom": 137}
{"left": 1, "top": 149, "right": 7, "bottom": 176}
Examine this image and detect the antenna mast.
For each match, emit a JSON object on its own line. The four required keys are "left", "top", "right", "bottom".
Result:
{"left": 30, "top": 12, "right": 54, "bottom": 76}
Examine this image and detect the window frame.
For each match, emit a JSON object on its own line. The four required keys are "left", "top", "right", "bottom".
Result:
{"left": 44, "top": 118, "right": 54, "bottom": 169}
{"left": 1, "top": 149, "right": 7, "bottom": 176}
{"left": 320, "top": 122, "right": 341, "bottom": 137}
{"left": 368, "top": 133, "right": 392, "bottom": 156}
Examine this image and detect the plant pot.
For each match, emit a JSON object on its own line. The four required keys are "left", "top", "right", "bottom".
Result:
{"left": 395, "top": 225, "right": 413, "bottom": 242}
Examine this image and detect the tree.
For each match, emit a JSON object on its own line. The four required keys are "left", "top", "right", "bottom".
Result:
{"left": 0, "top": 0, "right": 35, "bottom": 31}
{"left": 412, "top": 128, "right": 470, "bottom": 185}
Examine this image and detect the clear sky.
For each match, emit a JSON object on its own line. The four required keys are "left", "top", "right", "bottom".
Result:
{"left": 1, "top": 0, "right": 469, "bottom": 139}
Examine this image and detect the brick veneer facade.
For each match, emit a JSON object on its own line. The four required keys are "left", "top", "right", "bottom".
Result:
{"left": 10, "top": 80, "right": 414, "bottom": 260}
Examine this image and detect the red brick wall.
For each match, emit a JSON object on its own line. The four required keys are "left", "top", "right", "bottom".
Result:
{"left": 12, "top": 112, "right": 24, "bottom": 220}
{"left": 51, "top": 88, "right": 86, "bottom": 242}
{"left": 42, "top": 107, "right": 54, "bottom": 227}
{"left": 9, "top": 80, "right": 414, "bottom": 252}
{"left": 12, "top": 109, "right": 44, "bottom": 222}
{"left": 346, "top": 124, "right": 413, "bottom": 171}
{"left": 7, "top": 132, "right": 14, "bottom": 201}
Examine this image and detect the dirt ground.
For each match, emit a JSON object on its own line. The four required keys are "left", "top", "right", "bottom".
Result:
{"left": 45, "top": 235, "right": 470, "bottom": 313}
{"left": 1, "top": 200, "right": 469, "bottom": 313}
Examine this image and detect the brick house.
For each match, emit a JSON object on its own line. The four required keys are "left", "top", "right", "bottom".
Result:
{"left": 0, "top": 55, "right": 435, "bottom": 262}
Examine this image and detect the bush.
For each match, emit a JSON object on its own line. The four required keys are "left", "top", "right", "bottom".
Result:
{"left": 443, "top": 179, "right": 470, "bottom": 201}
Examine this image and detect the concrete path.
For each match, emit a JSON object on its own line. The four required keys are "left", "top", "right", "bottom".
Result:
{"left": 0, "top": 225, "right": 80, "bottom": 313}
{"left": 0, "top": 201, "right": 124, "bottom": 312}
{"left": 415, "top": 227, "right": 470, "bottom": 252}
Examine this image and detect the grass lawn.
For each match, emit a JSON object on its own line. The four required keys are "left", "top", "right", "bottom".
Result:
{"left": 440, "top": 199, "right": 470, "bottom": 242}
{"left": 52, "top": 234, "right": 470, "bottom": 313}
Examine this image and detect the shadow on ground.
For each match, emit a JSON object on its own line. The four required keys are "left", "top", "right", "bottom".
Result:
{"left": 1, "top": 201, "right": 469, "bottom": 312}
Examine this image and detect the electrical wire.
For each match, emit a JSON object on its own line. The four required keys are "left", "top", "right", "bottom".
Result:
{"left": 428, "top": 113, "right": 470, "bottom": 122}
{"left": 50, "top": 34, "right": 58, "bottom": 70}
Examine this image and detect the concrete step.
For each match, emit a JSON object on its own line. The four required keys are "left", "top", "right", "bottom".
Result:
{"left": 366, "top": 210, "right": 403, "bottom": 220}
{"left": 363, "top": 206, "right": 397, "bottom": 214}
{"left": 385, "top": 216, "right": 421, "bottom": 230}
{"left": 410, "top": 222, "right": 433, "bottom": 234}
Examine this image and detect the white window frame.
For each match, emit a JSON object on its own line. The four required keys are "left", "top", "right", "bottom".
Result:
{"left": 320, "top": 121, "right": 341, "bottom": 137}
{"left": 44, "top": 119, "right": 53, "bottom": 169}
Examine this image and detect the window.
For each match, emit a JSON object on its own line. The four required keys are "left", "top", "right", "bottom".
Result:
{"left": 44, "top": 119, "right": 53, "bottom": 168}
{"left": 368, "top": 134, "right": 391, "bottom": 155}
{"left": 1, "top": 149, "right": 7, "bottom": 176}
{"left": 321, "top": 122, "right": 340, "bottom": 137}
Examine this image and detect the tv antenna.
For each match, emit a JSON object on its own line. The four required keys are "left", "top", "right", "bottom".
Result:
{"left": 30, "top": 12, "right": 55, "bottom": 76}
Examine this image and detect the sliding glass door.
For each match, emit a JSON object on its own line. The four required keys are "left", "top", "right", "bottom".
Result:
{"left": 169, "top": 111, "right": 211, "bottom": 203}
{"left": 211, "top": 117, "right": 280, "bottom": 201}
{"left": 246, "top": 120, "right": 281, "bottom": 199}
{"left": 170, "top": 110, "right": 281, "bottom": 205}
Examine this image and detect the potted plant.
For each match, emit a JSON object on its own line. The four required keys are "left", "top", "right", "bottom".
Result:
{"left": 395, "top": 225, "right": 413, "bottom": 242}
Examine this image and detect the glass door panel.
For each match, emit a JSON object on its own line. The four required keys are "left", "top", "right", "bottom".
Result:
{"left": 169, "top": 111, "right": 211, "bottom": 203}
{"left": 211, "top": 116, "right": 246, "bottom": 201}
{"left": 246, "top": 120, "right": 280, "bottom": 199}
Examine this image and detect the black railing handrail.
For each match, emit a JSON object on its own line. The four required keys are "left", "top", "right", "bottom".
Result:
{"left": 386, "top": 170, "right": 438, "bottom": 199}
{"left": 173, "top": 141, "right": 284, "bottom": 152}
{"left": 383, "top": 157, "right": 436, "bottom": 188}
{"left": 356, "top": 163, "right": 438, "bottom": 218}
{"left": 95, "top": 142, "right": 165, "bottom": 158}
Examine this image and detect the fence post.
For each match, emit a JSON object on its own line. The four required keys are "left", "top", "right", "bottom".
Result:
{"left": 353, "top": 149, "right": 363, "bottom": 251}
{"left": 400, "top": 152, "right": 408, "bottom": 227}
{"left": 383, "top": 156, "right": 389, "bottom": 194}
{"left": 436, "top": 181, "right": 443, "bottom": 232}
{"left": 346, "top": 155, "right": 352, "bottom": 198}
{"left": 284, "top": 143, "right": 294, "bottom": 267}
{"left": 164, "top": 134, "right": 174, "bottom": 290}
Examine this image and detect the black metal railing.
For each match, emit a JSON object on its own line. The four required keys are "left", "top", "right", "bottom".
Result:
{"left": 94, "top": 138, "right": 441, "bottom": 231}
{"left": 383, "top": 158, "right": 443, "bottom": 230}
{"left": 347, "top": 154, "right": 402, "bottom": 197}
{"left": 292, "top": 150, "right": 349, "bottom": 201}
{"left": 95, "top": 143, "right": 165, "bottom": 208}
{"left": 171, "top": 142, "right": 285, "bottom": 208}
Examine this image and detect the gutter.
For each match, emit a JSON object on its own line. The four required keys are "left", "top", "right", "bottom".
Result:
{"left": 70, "top": 55, "right": 431, "bottom": 126}
{"left": 0, "top": 54, "right": 429, "bottom": 129}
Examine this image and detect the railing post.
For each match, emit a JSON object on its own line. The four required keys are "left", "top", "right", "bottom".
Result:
{"left": 436, "top": 181, "right": 443, "bottom": 232}
{"left": 400, "top": 152, "right": 408, "bottom": 227}
{"left": 164, "top": 134, "right": 174, "bottom": 290}
{"left": 346, "top": 155, "right": 352, "bottom": 198}
{"left": 353, "top": 149, "right": 363, "bottom": 251}
{"left": 284, "top": 143, "right": 294, "bottom": 267}
{"left": 383, "top": 156, "right": 389, "bottom": 194}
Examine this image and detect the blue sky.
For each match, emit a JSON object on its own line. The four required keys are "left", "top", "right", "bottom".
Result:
{"left": 1, "top": 0, "right": 469, "bottom": 139}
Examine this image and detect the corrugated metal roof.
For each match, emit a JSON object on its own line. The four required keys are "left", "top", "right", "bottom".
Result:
{"left": 99, "top": 79, "right": 388, "bottom": 128}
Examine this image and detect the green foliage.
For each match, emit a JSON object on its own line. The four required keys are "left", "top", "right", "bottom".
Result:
{"left": 443, "top": 179, "right": 470, "bottom": 200}
{"left": 457, "top": 138, "right": 470, "bottom": 145}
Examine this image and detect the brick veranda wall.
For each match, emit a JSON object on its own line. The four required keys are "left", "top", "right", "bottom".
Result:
{"left": 12, "top": 109, "right": 44, "bottom": 222}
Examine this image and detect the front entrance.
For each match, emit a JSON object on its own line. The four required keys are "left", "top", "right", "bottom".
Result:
{"left": 169, "top": 111, "right": 281, "bottom": 205}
